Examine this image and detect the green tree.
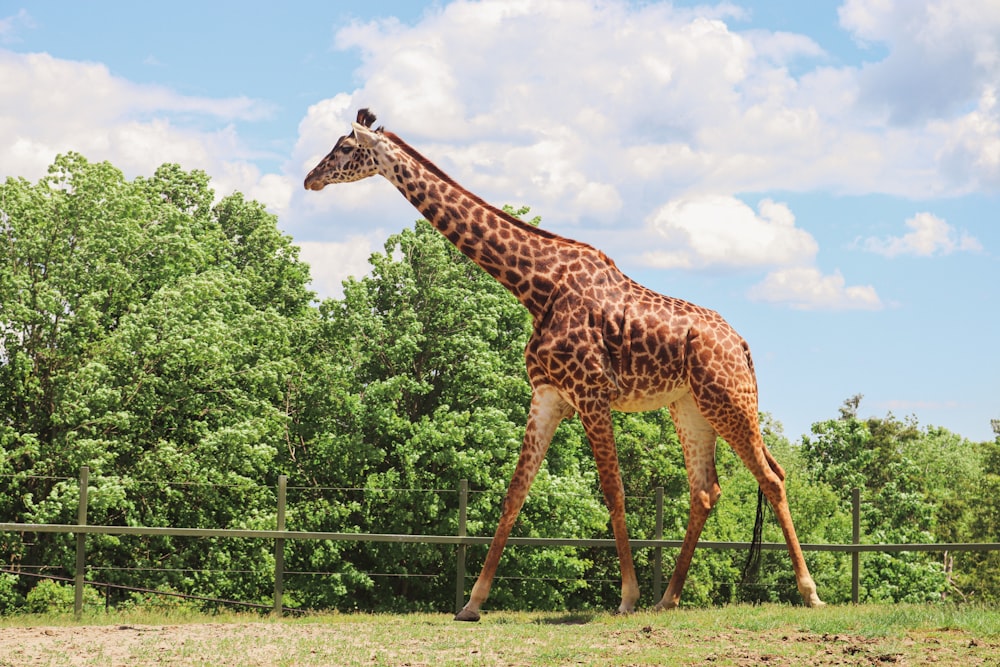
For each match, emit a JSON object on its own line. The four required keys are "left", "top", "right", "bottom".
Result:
{"left": 897, "top": 423, "right": 988, "bottom": 600}
{"left": 953, "top": 421, "right": 1000, "bottom": 602}
{"left": 1, "top": 154, "right": 313, "bottom": 606}
{"left": 801, "top": 397, "right": 946, "bottom": 602}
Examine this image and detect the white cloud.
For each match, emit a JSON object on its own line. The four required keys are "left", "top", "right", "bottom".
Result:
{"left": 642, "top": 195, "right": 817, "bottom": 270}
{"left": 862, "top": 212, "right": 983, "bottom": 257}
{"left": 0, "top": 9, "right": 33, "bottom": 43}
{"left": 0, "top": 49, "right": 275, "bottom": 198}
{"left": 327, "top": 2, "right": 769, "bottom": 199}
{"left": 288, "top": 0, "right": 1000, "bottom": 310}
{"left": 839, "top": 0, "right": 1000, "bottom": 51}
{"left": 297, "top": 237, "right": 378, "bottom": 299}
{"left": 292, "top": 94, "right": 357, "bottom": 173}
{"left": 748, "top": 267, "right": 883, "bottom": 311}
{"left": 5, "top": 0, "right": 995, "bottom": 312}
{"left": 638, "top": 194, "right": 878, "bottom": 310}
{"left": 309, "top": 0, "right": 1000, "bottom": 216}
{"left": 933, "top": 87, "right": 1000, "bottom": 190}
{"left": 839, "top": 0, "right": 1000, "bottom": 124}
{"left": 325, "top": 3, "right": 740, "bottom": 226}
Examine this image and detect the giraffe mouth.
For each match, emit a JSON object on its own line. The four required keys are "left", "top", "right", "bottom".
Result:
{"left": 303, "top": 172, "right": 327, "bottom": 191}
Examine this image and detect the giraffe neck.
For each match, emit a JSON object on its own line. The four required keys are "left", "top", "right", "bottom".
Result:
{"left": 377, "top": 131, "right": 572, "bottom": 315}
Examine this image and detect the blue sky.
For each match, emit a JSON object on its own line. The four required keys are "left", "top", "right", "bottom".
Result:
{"left": 2, "top": 1, "right": 998, "bottom": 442}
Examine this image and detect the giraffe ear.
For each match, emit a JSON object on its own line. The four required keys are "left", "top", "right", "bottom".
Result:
{"left": 351, "top": 122, "right": 380, "bottom": 147}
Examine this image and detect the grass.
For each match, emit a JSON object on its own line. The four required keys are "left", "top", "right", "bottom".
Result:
{"left": 1, "top": 604, "right": 999, "bottom": 666}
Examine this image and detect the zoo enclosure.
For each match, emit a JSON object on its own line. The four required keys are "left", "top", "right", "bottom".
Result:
{"left": 2, "top": 466, "right": 999, "bottom": 616}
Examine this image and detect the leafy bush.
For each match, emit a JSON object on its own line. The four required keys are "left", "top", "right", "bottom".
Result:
{"left": 0, "top": 573, "right": 23, "bottom": 614}
{"left": 24, "top": 579, "right": 102, "bottom": 613}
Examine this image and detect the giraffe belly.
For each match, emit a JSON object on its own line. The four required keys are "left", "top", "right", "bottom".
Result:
{"left": 611, "top": 385, "right": 688, "bottom": 413}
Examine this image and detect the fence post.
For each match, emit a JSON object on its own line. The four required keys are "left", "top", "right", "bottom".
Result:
{"left": 653, "top": 487, "right": 664, "bottom": 601}
{"left": 851, "top": 487, "right": 860, "bottom": 605}
{"left": 74, "top": 466, "right": 89, "bottom": 617}
{"left": 273, "top": 475, "right": 287, "bottom": 615}
{"left": 455, "top": 479, "right": 468, "bottom": 614}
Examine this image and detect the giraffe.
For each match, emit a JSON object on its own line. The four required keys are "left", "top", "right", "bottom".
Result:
{"left": 305, "top": 109, "right": 824, "bottom": 621}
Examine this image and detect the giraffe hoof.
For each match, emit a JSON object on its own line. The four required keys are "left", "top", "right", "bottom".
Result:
{"left": 454, "top": 608, "right": 481, "bottom": 622}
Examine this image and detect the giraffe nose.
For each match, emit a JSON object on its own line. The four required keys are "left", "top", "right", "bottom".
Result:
{"left": 304, "top": 171, "right": 324, "bottom": 191}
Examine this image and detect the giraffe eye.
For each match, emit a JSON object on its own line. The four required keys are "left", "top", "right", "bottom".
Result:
{"left": 339, "top": 145, "right": 353, "bottom": 155}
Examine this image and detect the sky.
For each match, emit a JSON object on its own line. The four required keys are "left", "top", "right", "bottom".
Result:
{"left": 1, "top": 0, "right": 998, "bottom": 443}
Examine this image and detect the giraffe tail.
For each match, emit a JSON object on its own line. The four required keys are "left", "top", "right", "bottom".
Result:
{"left": 740, "top": 486, "right": 766, "bottom": 596}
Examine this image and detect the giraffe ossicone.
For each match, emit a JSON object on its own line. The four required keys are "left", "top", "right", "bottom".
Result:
{"left": 305, "top": 109, "right": 824, "bottom": 620}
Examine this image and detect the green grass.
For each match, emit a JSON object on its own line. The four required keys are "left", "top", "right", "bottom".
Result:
{"left": 1, "top": 604, "right": 998, "bottom": 666}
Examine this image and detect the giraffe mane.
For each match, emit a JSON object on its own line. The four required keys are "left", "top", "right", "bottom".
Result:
{"left": 382, "top": 129, "right": 616, "bottom": 266}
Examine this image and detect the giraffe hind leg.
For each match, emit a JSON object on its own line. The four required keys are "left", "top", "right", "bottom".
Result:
{"left": 655, "top": 394, "right": 721, "bottom": 610}
{"left": 702, "top": 391, "right": 824, "bottom": 608}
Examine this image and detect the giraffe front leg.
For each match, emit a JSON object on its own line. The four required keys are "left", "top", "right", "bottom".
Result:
{"left": 455, "top": 386, "right": 571, "bottom": 622}
{"left": 578, "top": 406, "right": 640, "bottom": 615}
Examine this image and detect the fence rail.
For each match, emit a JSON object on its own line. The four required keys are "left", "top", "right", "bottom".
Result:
{"left": 3, "top": 467, "right": 1000, "bottom": 615}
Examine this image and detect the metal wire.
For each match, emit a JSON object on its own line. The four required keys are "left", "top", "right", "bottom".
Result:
{"left": 0, "top": 566, "right": 299, "bottom": 613}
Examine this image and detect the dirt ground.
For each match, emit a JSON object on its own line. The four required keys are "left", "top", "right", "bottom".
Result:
{"left": 3, "top": 624, "right": 176, "bottom": 666}
{"left": 0, "top": 623, "right": 284, "bottom": 667}
{"left": 0, "top": 620, "right": 997, "bottom": 666}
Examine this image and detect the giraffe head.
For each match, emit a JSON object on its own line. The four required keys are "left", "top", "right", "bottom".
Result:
{"left": 304, "top": 108, "right": 384, "bottom": 191}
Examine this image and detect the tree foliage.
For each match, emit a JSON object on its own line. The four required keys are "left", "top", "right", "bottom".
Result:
{"left": 1, "top": 154, "right": 313, "bottom": 605}
{"left": 2, "top": 155, "right": 998, "bottom": 613}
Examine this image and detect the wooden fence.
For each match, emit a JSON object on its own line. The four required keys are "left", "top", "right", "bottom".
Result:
{"left": 2, "top": 467, "right": 999, "bottom": 616}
